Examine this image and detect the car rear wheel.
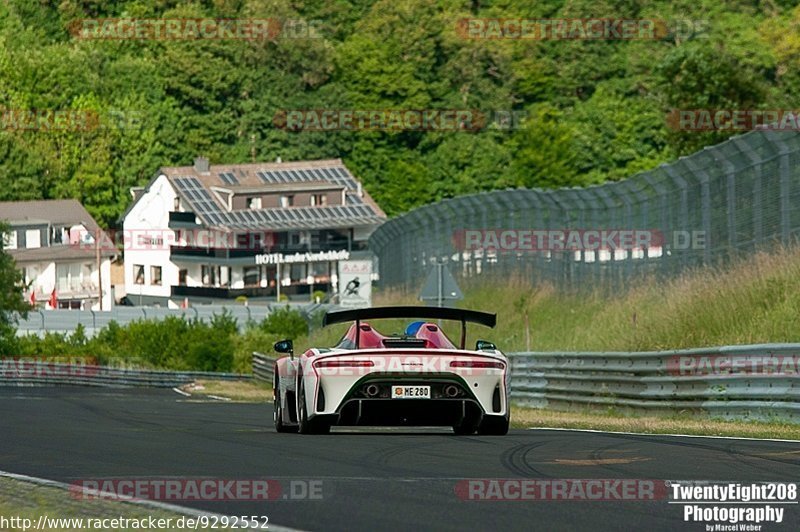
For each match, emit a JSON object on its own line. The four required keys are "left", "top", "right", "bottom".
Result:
{"left": 477, "top": 415, "right": 509, "bottom": 436}
{"left": 297, "top": 379, "right": 330, "bottom": 435}
{"left": 273, "top": 374, "right": 295, "bottom": 433}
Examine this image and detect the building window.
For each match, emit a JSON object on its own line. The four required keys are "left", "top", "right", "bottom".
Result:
{"left": 248, "top": 197, "right": 262, "bottom": 209}
{"left": 243, "top": 266, "right": 260, "bottom": 287}
{"left": 150, "top": 266, "right": 162, "bottom": 286}
{"left": 311, "top": 194, "right": 327, "bottom": 206}
{"left": 57, "top": 263, "right": 91, "bottom": 293}
{"left": 174, "top": 197, "right": 181, "bottom": 210}
{"left": 290, "top": 263, "right": 306, "bottom": 283}
{"left": 2, "top": 230, "right": 17, "bottom": 250}
{"left": 201, "top": 265, "right": 218, "bottom": 286}
{"left": 133, "top": 264, "right": 145, "bottom": 285}
{"left": 25, "top": 229, "right": 41, "bottom": 249}
{"left": 50, "top": 226, "right": 67, "bottom": 245}
{"left": 279, "top": 195, "right": 294, "bottom": 208}
{"left": 178, "top": 269, "right": 188, "bottom": 286}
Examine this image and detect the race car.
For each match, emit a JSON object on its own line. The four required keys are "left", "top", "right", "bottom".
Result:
{"left": 272, "top": 306, "right": 509, "bottom": 435}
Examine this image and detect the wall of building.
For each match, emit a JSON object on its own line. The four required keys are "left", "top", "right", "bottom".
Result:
{"left": 122, "top": 174, "right": 177, "bottom": 300}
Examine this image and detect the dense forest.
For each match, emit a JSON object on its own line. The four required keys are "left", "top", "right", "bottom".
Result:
{"left": 0, "top": 0, "right": 797, "bottom": 227}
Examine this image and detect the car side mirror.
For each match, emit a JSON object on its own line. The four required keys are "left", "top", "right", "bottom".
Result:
{"left": 475, "top": 340, "right": 496, "bottom": 351}
{"left": 274, "top": 339, "right": 294, "bottom": 359}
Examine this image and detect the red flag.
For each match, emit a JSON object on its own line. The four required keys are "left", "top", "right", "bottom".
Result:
{"left": 48, "top": 288, "right": 57, "bottom": 309}
{"left": 29, "top": 291, "right": 36, "bottom": 306}
{"left": 181, "top": 297, "right": 188, "bottom": 309}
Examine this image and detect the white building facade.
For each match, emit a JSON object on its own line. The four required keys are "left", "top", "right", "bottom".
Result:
{"left": 0, "top": 200, "right": 115, "bottom": 310}
{"left": 121, "top": 158, "right": 385, "bottom": 307}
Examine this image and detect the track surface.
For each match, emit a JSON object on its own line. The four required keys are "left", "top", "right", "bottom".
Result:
{"left": 1, "top": 387, "right": 799, "bottom": 531}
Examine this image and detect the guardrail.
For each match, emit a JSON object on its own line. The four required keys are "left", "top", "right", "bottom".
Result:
{"left": 252, "top": 352, "right": 274, "bottom": 384}
{"left": 0, "top": 362, "right": 252, "bottom": 388}
{"left": 508, "top": 344, "right": 800, "bottom": 422}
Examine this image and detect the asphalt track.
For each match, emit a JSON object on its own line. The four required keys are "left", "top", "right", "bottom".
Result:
{"left": 1, "top": 387, "right": 799, "bottom": 531}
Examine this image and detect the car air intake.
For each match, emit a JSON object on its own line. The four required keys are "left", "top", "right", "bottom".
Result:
{"left": 492, "top": 385, "right": 501, "bottom": 412}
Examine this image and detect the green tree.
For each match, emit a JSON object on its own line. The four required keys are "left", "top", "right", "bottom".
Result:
{"left": 0, "top": 223, "right": 29, "bottom": 355}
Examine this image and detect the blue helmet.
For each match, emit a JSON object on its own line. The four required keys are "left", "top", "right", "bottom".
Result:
{"left": 404, "top": 321, "right": 425, "bottom": 336}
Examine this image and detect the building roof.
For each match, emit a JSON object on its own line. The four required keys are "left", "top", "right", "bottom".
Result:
{"left": 158, "top": 158, "right": 386, "bottom": 231}
{"left": 0, "top": 199, "right": 116, "bottom": 262}
{"left": 0, "top": 199, "right": 102, "bottom": 230}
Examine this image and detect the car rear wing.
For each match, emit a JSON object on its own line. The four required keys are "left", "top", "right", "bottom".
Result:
{"left": 323, "top": 306, "right": 496, "bottom": 349}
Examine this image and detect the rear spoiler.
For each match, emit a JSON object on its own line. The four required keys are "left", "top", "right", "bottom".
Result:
{"left": 323, "top": 306, "right": 496, "bottom": 349}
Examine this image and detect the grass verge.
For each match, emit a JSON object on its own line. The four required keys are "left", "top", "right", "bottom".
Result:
{"left": 297, "top": 245, "right": 800, "bottom": 354}
{"left": 0, "top": 476, "right": 192, "bottom": 531}
{"left": 512, "top": 406, "right": 800, "bottom": 440}
{"left": 182, "top": 379, "right": 272, "bottom": 402}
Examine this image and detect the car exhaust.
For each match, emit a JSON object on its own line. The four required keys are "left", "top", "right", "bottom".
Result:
{"left": 444, "top": 385, "right": 460, "bottom": 398}
{"left": 365, "top": 384, "right": 380, "bottom": 397}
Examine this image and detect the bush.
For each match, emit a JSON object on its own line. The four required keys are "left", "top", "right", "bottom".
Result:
{"left": 233, "top": 327, "right": 280, "bottom": 373}
{"left": 260, "top": 307, "right": 308, "bottom": 339}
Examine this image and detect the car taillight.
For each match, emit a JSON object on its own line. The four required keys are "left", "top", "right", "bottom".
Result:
{"left": 450, "top": 360, "right": 505, "bottom": 369}
{"left": 315, "top": 359, "right": 375, "bottom": 368}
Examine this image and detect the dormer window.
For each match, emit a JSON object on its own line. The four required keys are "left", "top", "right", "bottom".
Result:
{"left": 25, "top": 229, "right": 41, "bottom": 249}
{"left": 2, "top": 230, "right": 16, "bottom": 250}
{"left": 248, "top": 197, "right": 262, "bottom": 209}
{"left": 279, "top": 195, "right": 294, "bottom": 208}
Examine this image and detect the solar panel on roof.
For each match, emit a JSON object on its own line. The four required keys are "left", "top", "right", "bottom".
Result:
{"left": 219, "top": 172, "right": 239, "bottom": 185}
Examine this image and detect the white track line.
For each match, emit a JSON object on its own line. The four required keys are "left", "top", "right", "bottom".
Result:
{"left": 207, "top": 395, "right": 232, "bottom": 401}
{"left": 171, "top": 387, "right": 191, "bottom": 397}
{"left": 526, "top": 427, "right": 800, "bottom": 443}
{"left": 0, "top": 470, "right": 303, "bottom": 532}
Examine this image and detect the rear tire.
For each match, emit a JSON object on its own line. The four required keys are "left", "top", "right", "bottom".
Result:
{"left": 274, "top": 374, "right": 295, "bottom": 433}
{"left": 297, "top": 379, "right": 330, "bottom": 435}
{"left": 477, "top": 415, "right": 509, "bottom": 436}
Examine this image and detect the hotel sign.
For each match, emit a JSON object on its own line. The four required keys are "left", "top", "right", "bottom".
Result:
{"left": 254, "top": 249, "right": 350, "bottom": 265}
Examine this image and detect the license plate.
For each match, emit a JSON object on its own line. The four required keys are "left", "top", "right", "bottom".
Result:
{"left": 391, "top": 385, "right": 430, "bottom": 399}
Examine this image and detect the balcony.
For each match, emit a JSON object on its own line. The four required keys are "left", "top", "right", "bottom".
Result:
{"left": 168, "top": 211, "right": 200, "bottom": 228}
{"left": 170, "top": 246, "right": 265, "bottom": 261}
{"left": 172, "top": 283, "right": 331, "bottom": 300}
{"left": 170, "top": 240, "right": 362, "bottom": 262}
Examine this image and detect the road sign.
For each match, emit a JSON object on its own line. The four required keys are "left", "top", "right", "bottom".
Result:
{"left": 338, "top": 260, "right": 372, "bottom": 308}
{"left": 419, "top": 263, "right": 462, "bottom": 307}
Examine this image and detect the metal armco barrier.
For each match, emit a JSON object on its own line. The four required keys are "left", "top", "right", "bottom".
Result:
{"left": 509, "top": 343, "right": 800, "bottom": 422}
{"left": 0, "top": 361, "right": 252, "bottom": 388}
{"left": 252, "top": 352, "right": 275, "bottom": 384}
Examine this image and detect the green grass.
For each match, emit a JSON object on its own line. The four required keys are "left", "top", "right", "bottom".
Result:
{"left": 512, "top": 407, "right": 800, "bottom": 440}
{"left": 0, "top": 476, "right": 193, "bottom": 531}
{"left": 296, "top": 246, "right": 800, "bottom": 353}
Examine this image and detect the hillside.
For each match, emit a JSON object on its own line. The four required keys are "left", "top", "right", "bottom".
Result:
{"left": 298, "top": 245, "right": 800, "bottom": 353}
{"left": 1, "top": 1, "right": 798, "bottom": 226}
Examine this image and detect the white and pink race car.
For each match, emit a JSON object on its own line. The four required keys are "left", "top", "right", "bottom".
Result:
{"left": 272, "top": 306, "right": 509, "bottom": 435}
